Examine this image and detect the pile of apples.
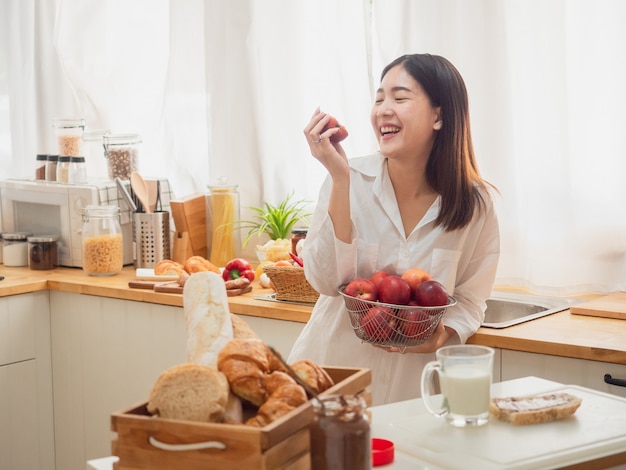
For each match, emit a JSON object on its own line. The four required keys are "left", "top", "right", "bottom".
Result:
{"left": 343, "top": 268, "right": 450, "bottom": 343}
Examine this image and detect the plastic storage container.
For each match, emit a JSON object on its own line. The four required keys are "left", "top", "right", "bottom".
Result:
{"left": 81, "top": 205, "right": 124, "bottom": 276}
{"left": 207, "top": 178, "right": 240, "bottom": 267}
{"left": 53, "top": 117, "right": 85, "bottom": 157}
{"left": 103, "top": 133, "right": 141, "bottom": 180}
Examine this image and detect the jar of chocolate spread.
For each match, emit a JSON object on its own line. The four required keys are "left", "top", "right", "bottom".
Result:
{"left": 310, "top": 394, "right": 371, "bottom": 470}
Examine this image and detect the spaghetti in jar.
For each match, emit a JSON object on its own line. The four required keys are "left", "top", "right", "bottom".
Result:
{"left": 81, "top": 205, "right": 124, "bottom": 276}
{"left": 207, "top": 179, "right": 240, "bottom": 267}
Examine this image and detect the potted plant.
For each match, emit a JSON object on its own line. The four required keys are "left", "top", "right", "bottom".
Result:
{"left": 233, "top": 192, "right": 312, "bottom": 262}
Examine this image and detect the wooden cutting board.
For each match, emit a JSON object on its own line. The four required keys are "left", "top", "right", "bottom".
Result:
{"left": 129, "top": 279, "right": 252, "bottom": 296}
{"left": 570, "top": 292, "right": 626, "bottom": 320}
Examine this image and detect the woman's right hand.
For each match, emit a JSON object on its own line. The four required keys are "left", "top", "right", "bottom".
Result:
{"left": 303, "top": 108, "right": 350, "bottom": 180}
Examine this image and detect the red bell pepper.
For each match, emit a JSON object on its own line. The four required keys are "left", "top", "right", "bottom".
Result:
{"left": 222, "top": 258, "right": 255, "bottom": 282}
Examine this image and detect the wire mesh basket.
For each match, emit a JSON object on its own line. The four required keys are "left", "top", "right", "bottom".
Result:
{"left": 338, "top": 286, "right": 457, "bottom": 348}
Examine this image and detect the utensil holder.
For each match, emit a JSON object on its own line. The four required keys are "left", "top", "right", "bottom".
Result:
{"left": 133, "top": 211, "right": 170, "bottom": 268}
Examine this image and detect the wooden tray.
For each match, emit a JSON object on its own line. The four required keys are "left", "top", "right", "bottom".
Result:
{"left": 111, "top": 367, "right": 371, "bottom": 470}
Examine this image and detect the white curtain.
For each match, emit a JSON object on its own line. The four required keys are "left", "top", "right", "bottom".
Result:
{"left": 1, "top": 0, "right": 625, "bottom": 294}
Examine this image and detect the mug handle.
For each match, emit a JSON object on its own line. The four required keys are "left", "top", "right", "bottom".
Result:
{"left": 421, "top": 360, "right": 447, "bottom": 417}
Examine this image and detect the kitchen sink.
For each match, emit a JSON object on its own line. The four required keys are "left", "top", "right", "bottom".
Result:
{"left": 482, "top": 292, "right": 578, "bottom": 328}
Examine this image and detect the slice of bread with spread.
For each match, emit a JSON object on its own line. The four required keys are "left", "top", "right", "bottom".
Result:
{"left": 489, "top": 392, "right": 582, "bottom": 425}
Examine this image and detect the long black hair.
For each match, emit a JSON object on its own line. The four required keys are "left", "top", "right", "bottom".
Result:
{"left": 381, "top": 54, "right": 494, "bottom": 231}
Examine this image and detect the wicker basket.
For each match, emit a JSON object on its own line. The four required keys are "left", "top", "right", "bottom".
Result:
{"left": 338, "top": 286, "right": 456, "bottom": 348}
{"left": 263, "top": 265, "right": 320, "bottom": 303}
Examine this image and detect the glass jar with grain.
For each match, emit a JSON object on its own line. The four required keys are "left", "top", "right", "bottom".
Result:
{"left": 81, "top": 205, "right": 124, "bottom": 276}
{"left": 53, "top": 117, "right": 85, "bottom": 157}
{"left": 103, "top": 133, "right": 141, "bottom": 180}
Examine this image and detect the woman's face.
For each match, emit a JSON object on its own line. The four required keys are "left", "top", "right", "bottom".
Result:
{"left": 371, "top": 65, "right": 441, "bottom": 162}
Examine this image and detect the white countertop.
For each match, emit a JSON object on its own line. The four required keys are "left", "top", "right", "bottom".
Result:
{"left": 88, "top": 377, "right": 626, "bottom": 470}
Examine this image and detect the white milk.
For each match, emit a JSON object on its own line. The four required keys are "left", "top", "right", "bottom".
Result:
{"left": 440, "top": 366, "right": 491, "bottom": 415}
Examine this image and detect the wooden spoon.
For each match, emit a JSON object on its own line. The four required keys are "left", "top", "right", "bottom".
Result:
{"left": 130, "top": 171, "right": 152, "bottom": 214}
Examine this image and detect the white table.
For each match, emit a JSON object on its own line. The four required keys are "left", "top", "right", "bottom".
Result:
{"left": 88, "top": 377, "right": 626, "bottom": 470}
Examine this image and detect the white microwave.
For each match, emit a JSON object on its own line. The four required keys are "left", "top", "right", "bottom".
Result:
{"left": 0, "top": 179, "right": 135, "bottom": 267}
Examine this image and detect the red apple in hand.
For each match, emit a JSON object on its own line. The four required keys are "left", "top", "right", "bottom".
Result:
{"left": 378, "top": 276, "right": 411, "bottom": 305}
{"left": 359, "top": 306, "right": 396, "bottom": 341}
{"left": 401, "top": 268, "right": 431, "bottom": 300}
{"left": 370, "top": 270, "right": 391, "bottom": 291}
{"left": 322, "top": 115, "right": 349, "bottom": 143}
{"left": 343, "top": 278, "right": 378, "bottom": 301}
{"left": 414, "top": 280, "right": 449, "bottom": 307}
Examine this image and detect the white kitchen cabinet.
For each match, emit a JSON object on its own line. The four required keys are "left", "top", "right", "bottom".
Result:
{"left": 501, "top": 349, "right": 626, "bottom": 398}
{"left": 48, "top": 290, "right": 305, "bottom": 469}
{"left": 0, "top": 291, "right": 55, "bottom": 470}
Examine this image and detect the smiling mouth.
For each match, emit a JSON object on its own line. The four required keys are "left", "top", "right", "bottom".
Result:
{"left": 380, "top": 126, "right": 400, "bottom": 136}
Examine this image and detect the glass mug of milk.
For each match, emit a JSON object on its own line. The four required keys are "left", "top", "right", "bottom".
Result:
{"left": 421, "top": 345, "right": 494, "bottom": 427}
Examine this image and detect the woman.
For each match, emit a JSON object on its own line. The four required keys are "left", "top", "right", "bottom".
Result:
{"left": 288, "top": 54, "right": 500, "bottom": 405}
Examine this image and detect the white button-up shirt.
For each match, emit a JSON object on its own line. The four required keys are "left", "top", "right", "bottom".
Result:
{"left": 288, "top": 153, "right": 500, "bottom": 405}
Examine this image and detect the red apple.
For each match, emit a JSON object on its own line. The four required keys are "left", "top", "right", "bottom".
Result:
{"left": 378, "top": 275, "right": 411, "bottom": 305}
{"left": 369, "top": 270, "right": 391, "bottom": 291}
{"left": 322, "top": 115, "right": 349, "bottom": 143}
{"left": 414, "top": 280, "right": 449, "bottom": 307}
{"left": 343, "top": 278, "right": 378, "bottom": 301}
{"left": 401, "top": 268, "right": 431, "bottom": 299}
{"left": 397, "top": 308, "right": 430, "bottom": 338}
{"left": 359, "top": 306, "right": 396, "bottom": 341}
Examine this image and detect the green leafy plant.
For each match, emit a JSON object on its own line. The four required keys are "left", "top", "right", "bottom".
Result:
{"left": 234, "top": 192, "right": 312, "bottom": 247}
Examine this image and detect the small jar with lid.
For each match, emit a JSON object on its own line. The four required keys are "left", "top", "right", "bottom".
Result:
{"left": 56, "top": 156, "right": 71, "bottom": 183}
{"left": 103, "top": 133, "right": 141, "bottom": 180}
{"left": 35, "top": 154, "right": 48, "bottom": 180}
{"left": 291, "top": 228, "right": 308, "bottom": 255}
{"left": 69, "top": 156, "right": 87, "bottom": 184}
{"left": 27, "top": 236, "right": 58, "bottom": 270}
{"left": 3, "top": 232, "right": 33, "bottom": 267}
{"left": 81, "top": 205, "right": 124, "bottom": 276}
{"left": 45, "top": 155, "right": 59, "bottom": 182}
{"left": 310, "top": 394, "right": 371, "bottom": 470}
{"left": 53, "top": 117, "right": 85, "bottom": 157}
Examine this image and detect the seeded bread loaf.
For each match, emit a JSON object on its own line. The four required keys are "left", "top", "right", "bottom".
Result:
{"left": 489, "top": 392, "right": 582, "bottom": 425}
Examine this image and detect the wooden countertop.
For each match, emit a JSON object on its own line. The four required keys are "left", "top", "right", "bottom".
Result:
{"left": 2, "top": 265, "right": 625, "bottom": 364}
{"left": 0, "top": 265, "right": 312, "bottom": 323}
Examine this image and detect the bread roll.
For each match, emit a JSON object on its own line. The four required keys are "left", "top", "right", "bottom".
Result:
{"left": 489, "top": 392, "right": 582, "bottom": 425}
{"left": 290, "top": 359, "right": 334, "bottom": 394}
{"left": 183, "top": 271, "right": 233, "bottom": 368}
{"left": 147, "top": 363, "right": 229, "bottom": 422}
{"left": 184, "top": 255, "right": 220, "bottom": 274}
{"left": 154, "top": 259, "right": 185, "bottom": 276}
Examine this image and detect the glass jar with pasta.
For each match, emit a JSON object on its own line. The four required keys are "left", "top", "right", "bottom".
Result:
{"left": 207, "top": 178, "right": 240, "bottom": 267}
{"left": 81, "top": 205, "right": 124, "bottom": 276}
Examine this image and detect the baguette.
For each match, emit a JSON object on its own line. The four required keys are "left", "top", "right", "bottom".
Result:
{"left": 489, "top": 392, "right": 582, "bottom": 425}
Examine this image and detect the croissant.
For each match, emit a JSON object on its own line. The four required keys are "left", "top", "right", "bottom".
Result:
{"left": 245, "top": 371, "right": 307, "bottom": 427}
{"left": 217, "top": 339, "right": 273, "bottom": 406}
{"left": 290, "top": 359, "right": 334, "bottom": 394}
{"left": 184, "top": 255, "right": 220, "bottom": 274}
